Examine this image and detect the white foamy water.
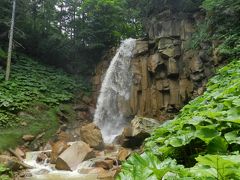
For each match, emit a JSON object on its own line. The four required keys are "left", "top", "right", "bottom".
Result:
{"left": 23, "top": 144, "right": 121, "bottom": 179}
{"left": 94, "top": 38, "right": 136, "bottom": 143}
{"left": 24, "top": 151, "right": 97, "bottom": 180}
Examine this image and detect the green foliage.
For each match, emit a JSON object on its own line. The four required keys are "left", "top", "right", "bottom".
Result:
{"left": 0, "top": 55, "right": 82, "bottom": 128}
{"left": 1, "top": 0, "right": 143, "bottom": 69}
{"left": 118, "top": 152, "right": 191, "bottom": 180}
{"left": 0, "top": 105, "right": 60, "bottom": 150}
{"left": 120, "top": 60, "right": 240, "bottom": 179}
{"left": 119, "top": 153, "right": 240, "bottom": 179}
{"left": 0, "top": 48, "right": 7, "bottom": 59}
{"left": 191, "top": 0, "right": 240, "bottom": 58}
{"left": 0, "top": 164, "right": 12, "bottom": 180}
{"left": 192, "top": 154, "right": 240, "bottom": 179}
{"left": 136, "top": 0, "right": 202, "bottom": 18}
{"left": 80, "top": 0, "right": 143, "bottom": 48}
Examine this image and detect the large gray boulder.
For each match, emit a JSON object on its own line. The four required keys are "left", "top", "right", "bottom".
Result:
{"left": 115, "top": 116, "right": 160, "bottom": 149}
{"left": 55, "top": 141, "right": 95, "bottom": 171}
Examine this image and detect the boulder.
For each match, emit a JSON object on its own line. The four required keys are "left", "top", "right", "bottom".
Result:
{"left": 131, "top": 116, "right": 160, "bottom": 137}
{"left": 36, "top": 152, "right": 48, "bottom": 164}
{"left": 117, "top": 148, "right": 131, "bottom": 161}
{"left": 50, "top": 140, "right": 69, "bottom": 163}
{"left": 80, "top": 123, "right": 104, "bottom": 150}
{"left": 116, "top": 116, "right": 160, "bottom": 148}
{"left": 94, "top": 159, "right": 114, "bottom": 170}
{"left": 14, "top": 148, "right": 25, "bottom": 158}
{"left": 86, "top": 167, "right": 106, "bottom": 174}
{"left": 122, "top": 127, "right": 132, "bottom": 138}
{"left": 85, "top": 167, "right": 118, "bottom": 180}
{"left": 55, "top": 141, "right": 95, "bottom": 171}
{"left": 22, "top": 135, "right": 35, "bottom": 142}
{"left": 56, "top": 131, "right": 72, "bottom": 142}
{"left": 98, "top": 170, "right": 118, "bottom": 180}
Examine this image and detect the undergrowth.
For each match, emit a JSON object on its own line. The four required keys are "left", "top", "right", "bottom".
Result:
{"left": 0, "top": 55, "right": 85, "bottom": 150}
{"left": 190, "top": 0, "right": 240, "bottom": 59}
{"left": 0, "top": 55, "right": 84, "bottom": 128}
{"left": 0, "top": 164, "right": 12, "bottom": 180}
{"left": 0, "top": 105, "right": 59, "bottom": 150}
{"left": 119, "top": 60, "right": 240, "bottom": 179}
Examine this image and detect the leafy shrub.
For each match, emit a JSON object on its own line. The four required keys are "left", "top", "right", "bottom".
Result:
{"left": 119, "top": 59, "right": 240, "bottom": 179}
{"left": 191, "top": 0, "right": 240, "bottom": 58}
{"left": 0, "top": 55, "right": 83, "bottom": 127}
{"left": 119, "top": 152, "right": 240, "bottom": 179}
{"left": 0, "top": 164, "right": 12, "bottom": 180}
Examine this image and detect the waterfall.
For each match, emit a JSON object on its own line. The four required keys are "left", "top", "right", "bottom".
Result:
{"left": 94, "top": 38, "right": 136, "bottom": 143}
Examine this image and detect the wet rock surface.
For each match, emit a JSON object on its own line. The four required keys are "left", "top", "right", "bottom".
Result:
{"left": 16, "top": 115, "right": 160, "bottom": 179}
{"left": 80, "top": 123, "right": 104, "bottom": 150}
{"left": 115, "top": 116, "right": 160, "bottom": 149}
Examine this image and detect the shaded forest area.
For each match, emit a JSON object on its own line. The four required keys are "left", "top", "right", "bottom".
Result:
{"left": 0, "top": 0, "right": 144, "bottom": 74}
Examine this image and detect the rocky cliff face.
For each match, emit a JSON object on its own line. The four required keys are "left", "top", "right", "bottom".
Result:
{"left": 92, "top": 4, "right": 223, "bottom": 121}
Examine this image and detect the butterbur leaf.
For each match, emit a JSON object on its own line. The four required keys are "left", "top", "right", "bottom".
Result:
{"left": 190, "top": 164, "right": 217, "bottom": 179}
{"left": 195, "top": 155, "right": 240, "bottom": 179}
{"left": 195, "top": 128, "right": 220, "bottom": 143}
{"left": 207, "top": 136, "right": 228, "bottom": 154}
{"left": 224, "top": 131, "right": 240, "bottom": 144}
{"left": 187, "top": 116, "right": 206, "bottom": 125}
{"left": 166, "top": 132, "right": 195, "bottom": 147}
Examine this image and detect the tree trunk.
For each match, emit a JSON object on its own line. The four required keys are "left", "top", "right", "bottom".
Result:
{"left": 5, "top": 0, "right": 16, "bottom": 81}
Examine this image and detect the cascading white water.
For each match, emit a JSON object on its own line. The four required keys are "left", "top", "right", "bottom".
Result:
{"left": 94, "top": 38, "right": 136, "bottom": 143}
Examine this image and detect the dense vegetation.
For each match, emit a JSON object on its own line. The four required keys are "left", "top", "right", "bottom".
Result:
{"left": 0, "top": 0, "right": 143, "bottom": 152}
{"left": 0, "top": 0, "right": 143, "bottom": 72}
{"left": 0, "top": 54, "right": 81, "bottom": 127}
{"left": 0, "top": 54, "right": 83, "bottom": 150}
{"left": 119, "top": 0, "right": 240, "bottom": 179}
{"left": 119, "top": 59, "right": 240, "bottom": 179}
{"left": 191, "top": 0, "right": 240, "bottom": 59}
{"left": 0, "top": 164, "right": 12, "bottom": 180}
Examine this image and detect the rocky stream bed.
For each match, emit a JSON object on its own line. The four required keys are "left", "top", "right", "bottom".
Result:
{"left": 0, "top": 116, "right": 159, "bottom": 180}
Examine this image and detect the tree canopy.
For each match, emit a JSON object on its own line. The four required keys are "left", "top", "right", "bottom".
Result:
{"left": 0, "top": 0, "right": 143, "bottom": 72}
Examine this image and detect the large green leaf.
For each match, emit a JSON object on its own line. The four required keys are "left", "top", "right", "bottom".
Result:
{"left": 207, "top": 136, "right": 228, "bottom": 154}
{"left": 224, "top": 131, "right": 240, "bottom": 144}
{"left": 195, "top": 155, "right": 240, "bottom": 179}
{"left": 195, "top": 128, "right": 220, "bottom": 143}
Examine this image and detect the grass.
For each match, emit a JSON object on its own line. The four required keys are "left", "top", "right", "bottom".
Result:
{"left": 0, "top": 105, "right": 59, "bottom": 151}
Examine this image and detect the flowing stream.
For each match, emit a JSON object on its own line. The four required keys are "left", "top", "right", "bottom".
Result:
{"left": 94, "top": 38, "right": 136, "bottom": 143}
{"left": 24, "top": 150, "right": 97, "bottom": 180}
{"left": 24, "top": 144, "right": 121, "bottom": 179}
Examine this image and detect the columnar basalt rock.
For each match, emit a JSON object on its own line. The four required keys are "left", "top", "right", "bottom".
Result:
{"left": 92, "top": 6, "right": 220, "bottom": 122}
